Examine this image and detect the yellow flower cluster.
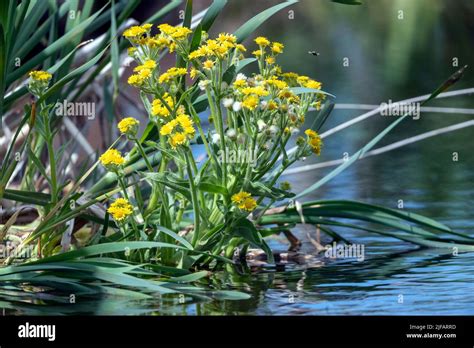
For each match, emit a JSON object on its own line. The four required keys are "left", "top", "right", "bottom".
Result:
{"left": 252, "top": 36, "right": 284, "bottom": 62}
{"left": 99, "top": 148, "right": 125, "bottom": 169}
{"left": 151, "top": 93, "right": 174, "bottom": 118}
{"left": 29, "top": 70, "right": 52, "bottom": 82}
{"left": 297, "top": 75, "right": 322, "bottom": 90}
{"left": 255, "top": 36, "right": 270, "bottom": 47}
{"left": 123, "top": 25, "right": 149, "bottom": 39}
{"left": 107, "top": 198, "right": 133, "bottom": 221}
{"left": 305, "top": 129, "right": 323, "bottom": 155}
{"left": 188, "top": 33, "right": 238, "bottom": 61}
{"left": 265, "top": 78, "right": 288, "bottom": 90}
{"left": 241, "top": 86, "right": 269, "bottom": 97}
{"left": 160, "top": 113, "right": 195, "bottom": 148}
{"left": 242, "top": 95, "right": 259, "bottom": 110}
{"left": 231, "top": 191, "right": 257, "bottom": 212}
{"left": 158, "top": 67, "right": 187, "bottom": 84}
{"left": 127, "top": 59, "right": 157, "bottom": 87}
{"left": 158, "top": 24, "right": 192, "bottom": 41}
{"left": 118, "top": 117, "right": 139, "bottom": 136}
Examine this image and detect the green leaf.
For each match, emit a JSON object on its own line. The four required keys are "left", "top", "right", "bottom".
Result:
{"left": 110, "top": 0, "right": 119, "bottom": 100}
{"left": 234, "top": 0, "right": 298, "bottom": 43}
{"left": 232, "top": 217, "right": 274, "bottom": 263}
{"left": 38, "top": 45, "right": 108, "bottom": 103}
{"left": 198, "top": 182, "right": 228, "bottom": 196}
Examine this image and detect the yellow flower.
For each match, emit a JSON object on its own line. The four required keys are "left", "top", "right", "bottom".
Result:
{"left": 242, "top": 86, "right": 269, "bottom": 97}
{"left": 107, "top": 198, "right": 133, "bottom": 221}
{"left": 217, "top": 33, "right": 237, "bottom": 44}
{"left": 99, "top": 149, "right": 125, "bottom": 169}
{"left": 233, "top": 79, "right": 247, "bottom": 88}
{"left": 235, "top": 44, "right": 247, "bottom": 52}
{"left": 172, "top": 27, "right": 193, "bottom": 40}
{"left": 231, "top": 191, "right": 251, "bottom": 204}
{"left": 203, "top": 60, "right": 214, "bottom": 70}
{"left": 176, "top": 114, "right": 194, "bottom": 129}
{"left": 242, "top": 95, "right": 259, "bottom": 110}
{"left": 282, "top": 72, "right": 298, "bottom": 79}
{"left": 158, "top": 24, "right": 175, "bottom": 35}
{"left": 158, "top": 67, "right": 187, "bottom": 84}
{"left": 304, "top": 79, "right": 322, "bottom": 90}
{"left": 189, "top": 48, "right": 206, "bottom": 60}
{"left": 151, "top": 94, "right": 174, "bottom": 118}
{"left": 118, "top": 117, "right": 139, "bottom": 136}
{"left": 265, "top": 78, "right": 288, "bottom": 90}
{"left": 134, "top": 59, "right": 156, "bottom": 72}
{"left": 313, "top": 100, "right": 322, "bottom": 111}
{"left": 241, "top": 197, "right": 257, "bottom": 211}
{"left": 267, "top": 100, "right": 278, "bottom": 111}
{"left": 141, "top": 23, "right": 153, "bottom": 31}
{"left": 278, "top": 89, "right": 298, "bottom": 101}
{"left": 252, "top": 49, "right": 262, "bottom": 57}
{"left": 169, "top": 132, "right": 187, "bottom": 147}
{"left": 127, "top": 74, "right": 143, "bottom": 86}
{"left": 160, "top": 119, "right": 178, "bottom": 136}
{"left": 128, "top": 67, "right": 152, "bottom": 87}
{"left": 123, "top": 26, "right": 146, "bottom": 38}
{"left": 160, "top": 114, "right": 195, "bottom": 148}
{"left": 190, "top": 68, "right": 199, "bottom": 79}
{"left": 265, "top": 57, "right": 275, "bottom": 65}
{"left": 305, "top": 129, "right": 317, "bottom": 138}
{"left": 305, "top": 130, "right": 322, "bottom": 155}
{"left": 232, "top": 191, "right": 257, "bottom": 212}
{"left": 254, "top": 36, "right": 270, "bottom": 47}
{"left": 158, "top": 24, "right": 192, "bottom": 41}
{"left": 271, "top": 42, "right": 284, "bottom": 54}
{"left": 29, "top": 70, "right": 52, "bottom": 82}
{"left": 297, "top": 75, "right": 310, "bottom": 85}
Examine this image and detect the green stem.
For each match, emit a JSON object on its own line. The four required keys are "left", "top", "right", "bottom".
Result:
{"left": 185, "top": 148, "right": 200, "bottom": 246}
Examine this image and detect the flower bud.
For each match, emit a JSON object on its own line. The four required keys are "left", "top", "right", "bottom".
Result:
{"left": 222, "top": 98, "right": 234, "bottom": 108}
{"left": 232, "top": 101, "right": 242, "bottom": 112}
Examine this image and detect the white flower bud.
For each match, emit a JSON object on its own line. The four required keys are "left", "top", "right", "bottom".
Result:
{"left": 222, "top": 97, "right": 234, "bottom": 108}
{"left": 198, "top": 80, "right": 211, "bottom": 91}
{"left": 257, "top": 119, "right": 267, "bottom": 132}
{"left": 268, "top": 125, "right": 279, "bottom": 136}
{"left": 232, "top": 101, "right": 242, "bottom": 112}
{"left": 226, "top": 128, "right": 237, "bottom": 140}
{"left": 235, "top": 73, "right": 247, "bottom": 81}
{"left": 211, "top": 133, "right": 220, "bottom": 144}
